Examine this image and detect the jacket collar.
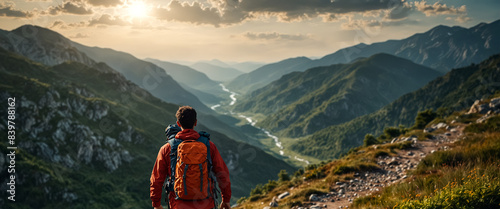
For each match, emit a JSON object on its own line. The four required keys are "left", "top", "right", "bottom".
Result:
{"left": 175, "top": 129, "right": 200, "bottom": 140}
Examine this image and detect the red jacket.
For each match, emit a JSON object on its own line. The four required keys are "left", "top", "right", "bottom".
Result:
{"left": 150, "top": 129, "right": 231, "bottom": 208}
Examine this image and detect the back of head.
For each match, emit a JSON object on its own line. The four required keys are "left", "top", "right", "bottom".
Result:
{"left": 176, "top": 106, "right": 197, "bottom": 129}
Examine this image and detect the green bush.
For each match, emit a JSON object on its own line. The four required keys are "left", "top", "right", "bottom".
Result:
{"left": 278, "top": 169, "right": 291, "bottom": 182}
{"left": 413, "top": 109, "right": 437, "bottom": 129}
{"left": 384, "top": 127, "right": 401, "bottom": 138}
{"left": 364, "top": 134, "right": 378, "bottom": 147}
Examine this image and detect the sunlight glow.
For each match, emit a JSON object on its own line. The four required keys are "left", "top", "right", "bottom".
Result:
{"left": 126, "top": 0, "right": 149, "bottom": 19}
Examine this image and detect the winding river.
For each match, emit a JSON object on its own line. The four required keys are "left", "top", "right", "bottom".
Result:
{"left": 213, "top": 83, "right": 310, "bottom": 164}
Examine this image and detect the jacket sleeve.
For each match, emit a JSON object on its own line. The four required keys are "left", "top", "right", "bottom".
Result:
{"left": 210, "top": 141, "right": 232, "bottom": 203}
{"left": 150, "top": 143, "right": 170, "bottom": 207}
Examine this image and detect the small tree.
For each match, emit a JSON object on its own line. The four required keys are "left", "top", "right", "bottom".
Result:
{"left": 414, "top": 109, "right": 437, "bottom": 129}
{"left": 384, "top": 127, "right": 401, "bottom": 138}
{"left": 363, "top": 134, "right": 377, "bottom": 146}
{"left": 278, "top": 169, "right": 290, "bottom": 182}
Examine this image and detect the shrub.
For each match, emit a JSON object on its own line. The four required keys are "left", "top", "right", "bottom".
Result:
{"left": 413, "top": 109, "right": 437, "bottom": 129}
{"left": 384, "top": 127, "right": 401, "bottom": 138}
{"left": 364, "top": 134, "right": 378, "bottom": 147}
{"left": 278, "top": 169, "right": 291, "bottom": 182}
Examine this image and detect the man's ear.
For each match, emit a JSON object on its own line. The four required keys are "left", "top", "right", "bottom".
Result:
{"left": 194, "top": 120, "right": 197, "bottom": 127}
{"left": 176, "top": 121, "right": 181, "bottom": 128}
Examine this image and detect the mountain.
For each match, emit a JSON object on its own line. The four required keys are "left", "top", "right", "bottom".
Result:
{"left": 0, "top": 48, "right": 296, "bottom": 208}
{"left": 227, "top": 19, "right": 500, "bottom": 94}
{"left": 145, "top": 58, "right": 227, "bottom": 106}
{"left": 316, "top": 20, "right": 500, "bottom": 73}
{"left": 235, "top": 53, "right": 442, "bottom": 137}
{"left": 237, "top": 97, "right": 500, "bottom": 208}
{"left": 226, "top": 56, "right": 313, "bottom": 94}
{"left": 190, "top": 62, "right": 244, "bottom": 82}
{"left": 0, "top": 25, "right": 212, "bottom": 113}
{"left": 290, "top": 54, "right": 500, "bottom": 160}
{"left": 229, "top": 61, "right": 266, "bottom": 73}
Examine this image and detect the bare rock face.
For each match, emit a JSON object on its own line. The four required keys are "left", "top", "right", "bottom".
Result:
{"left": 3, "top": 84, "right": 139, "bottom": 173}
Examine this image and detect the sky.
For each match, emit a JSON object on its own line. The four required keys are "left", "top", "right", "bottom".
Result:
{"left": 0, "top": 0, "right": 499, "bottom": 63}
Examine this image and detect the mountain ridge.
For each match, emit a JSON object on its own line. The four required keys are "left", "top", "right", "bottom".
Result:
{"left": 291, "top": 53, "right": 500, "bottom": 159}
{"left": 227, "top": 19, "right": 500, "bottom": 94}
{"left": 235, "top": 53, "right": 442, "bottom": 137}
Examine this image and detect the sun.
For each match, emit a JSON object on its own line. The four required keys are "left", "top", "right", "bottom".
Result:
{"left": 126, "top": 0, "right": 149, "bottom": 18}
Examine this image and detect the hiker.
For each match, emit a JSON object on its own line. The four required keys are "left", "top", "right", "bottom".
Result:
{"left": 150, "top": 106, "right": 231, "bottom": 209}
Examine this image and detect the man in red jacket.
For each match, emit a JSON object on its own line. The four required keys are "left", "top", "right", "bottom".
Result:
{"left": 150, "top": 106, "right": 231, "bottom": 209}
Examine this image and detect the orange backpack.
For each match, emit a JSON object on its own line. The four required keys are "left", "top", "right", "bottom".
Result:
{"left": 166, "top": 130, "right": 215, "bottom": 201}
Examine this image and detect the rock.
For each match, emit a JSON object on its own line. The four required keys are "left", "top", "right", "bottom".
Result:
{"left": 424, "top": 127, "right": 435, "bottom": 133}
{"left": 468, "top": 100, "right": 491, "bottom": 114}
{"left": 490, "top": 98, "right": 500, "bottom": 109}
{"left": 309, "top": 194, "right": 320, "bottom": 202}
{"left": 278, "top": 192, "right": 290, "bottom": 199}
{"left": 407, "top": 151, "right": 414, "bottom": 156}
{"left": 310, "top": 205, "right": 322, "bottom": 209}
{"left": 391, "top": 138, "right": 398, "bottom": 143}
{"left": 270, "top": 197, "right": 278, "bottom": 207}
{"left": 336, "top": 182, "right": 344, "bottom": 185}
{"left": 435, "top": 123, "right": 447, "bottom": 129}
{"left": 354, "top": 173, "right": 360, "bottom": 177}
{"left": 430, "top": 150, "right": 436, "bottom": 153}
{"left": 388, "top": 160, "right": 399, "bottom": 166}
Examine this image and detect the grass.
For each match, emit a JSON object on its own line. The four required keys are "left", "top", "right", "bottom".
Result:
{"left": 353, "top": 126, "right": 500, "bottom": 209}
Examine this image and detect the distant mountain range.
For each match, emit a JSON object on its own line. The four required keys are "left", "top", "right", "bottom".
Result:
{"left": 190, "top": 62, "right": 244, "bottom": 82}
{"left": 235, "top": 53, "right": 442, "bottom": 137}
{"left": 145, "top": 58, "right": 227, "bottom": 106}
{"left": 291, "top": 53, "right": 500, "bottom": 159}
{"left": 227, "top": 19, "right": 500, "bottom": 94}
{"left": 227, "top": 56, "right": 313, "bottom": 94}
{"left": 0, "top": 25, "right": 212, "bottom": 113}
{"left": 0, "top": 44, "right": 295, "bottom": 208}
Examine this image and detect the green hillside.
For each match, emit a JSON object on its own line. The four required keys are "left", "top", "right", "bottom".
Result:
{"left": 236, "top": 53, "right": 442, "bottom": 137}
{"left": 0, "top": 48, "right": 295, "bottom": 208}
{"left": 291, "top": 54, "right": 500, "bottom": 160}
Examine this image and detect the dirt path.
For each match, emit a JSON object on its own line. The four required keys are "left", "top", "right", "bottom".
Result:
{"left": 299, "top": 124, "right": 465, "bottom": 209}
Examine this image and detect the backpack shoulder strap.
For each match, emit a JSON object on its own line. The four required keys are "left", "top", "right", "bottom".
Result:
{"left": 197, "top": 131, "right": 212, "bottom": 166}
{"left": 167, "top": 138, "right": 183, "bottom": 191}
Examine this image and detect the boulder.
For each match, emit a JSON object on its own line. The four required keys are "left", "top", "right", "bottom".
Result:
{"left": 309, "top": 194, "right": 320, "bottom": 202}
{"left": 424, "top": 127, "right": 435, "bottom": 133}
{"left": 278, "top": 192, "right": 290, "bottom": 200}
{"left": 490, "top": 98, "right": 500, "bottom": 109}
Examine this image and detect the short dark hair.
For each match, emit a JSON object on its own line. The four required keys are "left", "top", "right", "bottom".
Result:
{"left": 176, "top": 106, "right": 197, "bottom": 129}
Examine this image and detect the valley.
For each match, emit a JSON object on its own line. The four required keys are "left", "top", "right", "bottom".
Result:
{"left": 210, "top": 83, "right": 315, "bottom": 166}
{"left": 0, "top": 15, "right": 499, "bottom": 209}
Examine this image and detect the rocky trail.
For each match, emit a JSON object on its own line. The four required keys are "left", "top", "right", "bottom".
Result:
{"left": 265, "top": 97, "right": 500, "bottom": 209}
{"left": 269, "top": 123, "right": 467, "bottom": 209}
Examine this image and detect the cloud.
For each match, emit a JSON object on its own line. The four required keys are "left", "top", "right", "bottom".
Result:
{"left": 0, "top": 3, "right": 35, "bottom": 18}
{"left": 88, "top": 14, "right": 129, "bottom": 26}
{"left": 414, "top": 0, "right": 466, "bottom": 16}
{"left": 341, "top": 19, "right": 382, "bottom": 30}
{"left": 447, "top": 15, "right": 471, "bottom": 23}
{"left": 152, "top": 0, "right": 405, "bottom": 26}
{"left": 243, "top": 32, "right": 309, "bottom": 41}
{"left": 385, "top": 2, "right": 413, "bottom": 20}
{"left": 86, "top": 0, "right": 123, "bottom": 7}
{"left": 45, "top": 1, "right": 93, "bottom": 15}
{"left": 49, "top": 20, "right": 86, "bottom": 29}
{"left": 49, "top": 14, "right": 130, "bottom": 29}
{"left": 69, "top": 33, "right": 89, "bottom": 39}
